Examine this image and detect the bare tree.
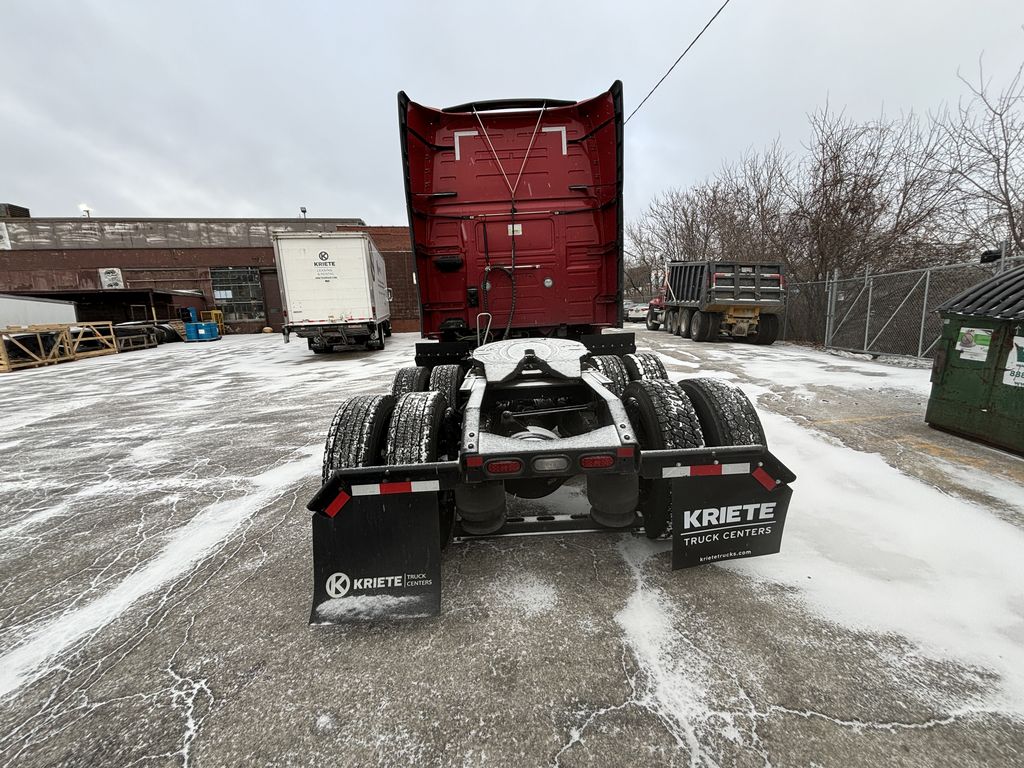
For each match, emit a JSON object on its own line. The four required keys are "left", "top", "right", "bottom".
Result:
{"left": 936, "top": 60, "right": 1024, "bottom": 255}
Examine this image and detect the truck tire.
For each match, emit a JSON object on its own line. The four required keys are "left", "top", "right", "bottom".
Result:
{"left": 691, "top": 310, "right": 720, "bottom": 342}
{"left": 676, "top": 377, "right": 766, "bottom": 447}
{"left": 322, "top": 394, "right": 396, "bottom": 484}
{"left": 391, "top": 366, "right": 430, "bottom": 398}
{"left": 591, "top": 355, "right": 629, "bottom": 397}
{"left": 383, "top": 321, "right": 392, "bottom": 337}
{"left": 624, "top": 352, "right": 668, "bottom": 382}
{"left": 645, "top": 308, "right": 661, "bottom": 331}
{"left": 386, "top": 391, "right": 455, "bottom": 546}
{"left": 622, "top": 380, "right": 705, "bottom": 538}
{"left": 429, "top": 364, "right": 465, "bottom": 412}
{"left": 677, "top": 309, "right": 693, "bottom": 338}
{"left": 749, "top": 314, "right": 779, "bottom": 345}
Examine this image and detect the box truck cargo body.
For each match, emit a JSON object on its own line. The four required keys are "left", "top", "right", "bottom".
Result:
{"left": 273, "top": 232, "right": 392, "bottom": 353}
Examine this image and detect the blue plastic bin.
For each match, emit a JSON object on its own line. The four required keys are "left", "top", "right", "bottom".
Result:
{"left": 184, "top": 321, "right": 221, "bottom": 342}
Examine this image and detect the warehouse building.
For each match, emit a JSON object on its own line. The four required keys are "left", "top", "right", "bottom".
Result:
{"left": 0, "top": 207, "right": 420, "bottom": 333}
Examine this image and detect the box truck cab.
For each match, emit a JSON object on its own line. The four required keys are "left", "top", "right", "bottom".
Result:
{"left": 272, "top": 232, "right": 392, "bottom": 353}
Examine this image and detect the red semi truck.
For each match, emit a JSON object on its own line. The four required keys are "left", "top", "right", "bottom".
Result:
{"left": 305, "top": 84, "right": 796, "bottom": 622}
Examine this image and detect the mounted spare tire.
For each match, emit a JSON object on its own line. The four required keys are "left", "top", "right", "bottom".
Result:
{"left": 322, "top": 394, "right": 396, "bottom": 483}
{"left": 622, "top": 380, "right": 705, "bottom": 538}
{"left": 676, "top": 377, "right": 766, "bottom": 447}
{"left": 624, "top": 352, "right": 668, "bottom": 382}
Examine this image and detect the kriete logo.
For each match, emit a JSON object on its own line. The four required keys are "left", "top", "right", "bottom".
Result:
{"left": 318, "top": 251, "right": 329, "bottom": 261}
{"left": 325, "top": 571, "right": 404, "bottom": 599}
{"left": 325, "top": 572, "right": 350, "bottom": 598}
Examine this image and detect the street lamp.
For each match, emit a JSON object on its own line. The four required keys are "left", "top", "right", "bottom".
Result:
{"left": 79, "top": 203, "right": 91, "bottom": 218}
{"left": 300, "top": 206, "right": 307, "bottom": 220}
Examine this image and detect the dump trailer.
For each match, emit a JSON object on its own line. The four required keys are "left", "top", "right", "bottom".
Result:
{"left": 273, "top": 232, "right": 392, "bottom": 353}
{"left": 647, "top": 261, "right": 786, "bottom": 344}
{"left": 306, "top": 84, "right": 796, "bottom": 623}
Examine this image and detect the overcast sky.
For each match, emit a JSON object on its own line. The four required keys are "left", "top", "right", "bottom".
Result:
{"left": 2, "top": 1, "right": 1022, "bottom": 224}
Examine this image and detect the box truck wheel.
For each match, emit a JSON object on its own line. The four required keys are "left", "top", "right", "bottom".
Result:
{"left": 322, "top": 394, "right": 396, "bottom": 484}
{"left": 676, "top": 378, "right": 766, "bottom": 447}
{"left": 392, "top": 366, "right": 430, "bottom": 398}
{"left": 386, "top": 391, "right": 456, "bottom": 545}
{"left": 383, "top": 321, "right": 392, "bottom": 338}
{"left": 666, "top": 310, "right": 680, "bottom": 335}
{"left": 677, "top": 309, "right": 693, "bottom": 338}
{"left": 622, "top": 380, "right": 705, "bottom": 538}
{"left": 624, "top": 352, "right": 668, "bottom": 382}
{"left": 645, "top": 308, "right": 661, "bottom": 331}
{"left": 591, "top": 355, "right": 629, "bottom": 397}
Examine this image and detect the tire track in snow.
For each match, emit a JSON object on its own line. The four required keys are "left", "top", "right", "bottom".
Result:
{"left": 0, "top": 448, "right": 319, "bottom": 700}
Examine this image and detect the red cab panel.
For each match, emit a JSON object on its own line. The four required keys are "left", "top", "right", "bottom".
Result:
{"left": 398, "top": 83, "right": 624, "bottom": 340}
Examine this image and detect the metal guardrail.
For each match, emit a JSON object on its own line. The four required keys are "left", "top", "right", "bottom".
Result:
{"left": 783, "top": 256, "right": 1024, "bottom": 358}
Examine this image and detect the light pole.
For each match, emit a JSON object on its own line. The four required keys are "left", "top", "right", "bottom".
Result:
{"left": 300, "top": 206, "right": 307, "bottom": 220}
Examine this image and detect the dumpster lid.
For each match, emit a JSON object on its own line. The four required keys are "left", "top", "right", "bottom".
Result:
{"left": 937, "top": 264, "right": 1024, "bottom": 321}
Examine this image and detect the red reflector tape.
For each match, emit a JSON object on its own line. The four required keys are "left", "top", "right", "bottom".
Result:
{"left": 324, "top": 489, "right": 350, "bottom": 518}
{"left": 466, "top": 455, "right": 484, "bottom": 467}
{"left": 616, "top": 446, "right": 635, "bottom": 458}
{"left": 350, "top": 480, "right": 441, "bottom": 497}
{"left": 662, "top": 462, "right": 750, "bottom": 478}
{"left": 752, "top": 467, "right": 777, "bottom": 491}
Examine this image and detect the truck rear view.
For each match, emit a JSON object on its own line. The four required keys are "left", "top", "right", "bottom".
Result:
{"left": 303, "top": 83, "right": 796, "bottom": 624}
{"left": 399, "top": 84, "right": 624, "bottom": 342}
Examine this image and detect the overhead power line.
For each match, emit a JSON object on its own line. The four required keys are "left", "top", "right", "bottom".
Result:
{"left": 624, "top": 0, "right": 734, "bottom": 125}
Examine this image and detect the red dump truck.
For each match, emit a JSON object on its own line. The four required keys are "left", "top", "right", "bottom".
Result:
{"left": 305, "top": 83, "right": 795, "bottom": 622}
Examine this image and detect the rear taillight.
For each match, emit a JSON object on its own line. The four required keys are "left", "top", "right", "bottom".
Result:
{"left": 579, "top": 454, "right": 615, "bottom": 469}
{"left": 485, "top": 459, "right": 523, "bottom": 475}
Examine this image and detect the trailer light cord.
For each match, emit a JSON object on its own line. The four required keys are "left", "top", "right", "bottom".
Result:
{"left": 624, "top": 0, "right": 733, "bottom": 125}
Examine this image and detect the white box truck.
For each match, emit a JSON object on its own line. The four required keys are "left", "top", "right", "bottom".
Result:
{"left": 272, "top": 232, "right": 392, "bottom": 353}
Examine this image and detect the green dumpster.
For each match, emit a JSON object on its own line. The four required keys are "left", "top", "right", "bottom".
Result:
{"left": 925, "top": 264, "right": 1024, "bottom": 455}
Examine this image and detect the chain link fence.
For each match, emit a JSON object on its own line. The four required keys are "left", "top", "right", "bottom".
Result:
{"left": 784, "top": 257, "right": 1024, "bottom": 357}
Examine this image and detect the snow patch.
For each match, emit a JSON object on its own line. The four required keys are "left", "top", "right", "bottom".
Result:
{"left": 0, "top": 447, "right": 320, "bottom": 700}
{"left": 490, "top": 573, "right": 558, "bottom": 616}
{"left": 314, "top": 594, "right": 433, "bottom": 622}
{"left": 723, "top": 411, "right": 1024, "bottom": 711}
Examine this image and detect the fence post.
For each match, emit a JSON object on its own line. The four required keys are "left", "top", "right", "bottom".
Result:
{"left": 863, "top": 270, "right": 873, "bottom": 352}
{"left": 824, "top": 271, "right": 834, "bottom": 347}
{"left": 917, "top": 268, "right": 931, "bottom": 357}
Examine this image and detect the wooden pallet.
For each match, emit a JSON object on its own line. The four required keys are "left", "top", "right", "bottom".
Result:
{"left": 167, "top": 320, "right": 187, "bottom": 340}
{"left": 67, "top": 322, "right": 119, "bottom": 360}
{"left": 0, "top": 325, "right": 74, "bottom": 372}
{"left": 116, "top": 330, "right": 159, "bottom": 352}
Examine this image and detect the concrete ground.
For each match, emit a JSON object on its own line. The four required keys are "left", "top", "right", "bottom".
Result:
{"left": 0, "top": 329, "right": 1021, "bottom": 767}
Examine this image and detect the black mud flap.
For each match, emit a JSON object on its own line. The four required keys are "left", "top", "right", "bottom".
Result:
{"left": 307, "top": 461, "right": 461, "bottom": 624}
{"left": 639, "top": 445, "right": 795, "bottom": 570}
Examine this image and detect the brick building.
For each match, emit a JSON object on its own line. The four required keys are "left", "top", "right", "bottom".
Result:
{"left": 0, "top": 210, "right": 421, "bottom": 333}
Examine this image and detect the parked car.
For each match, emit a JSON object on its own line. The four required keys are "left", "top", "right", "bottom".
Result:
{"left": 626, "top": 303, "right": 649, "bottom": 322}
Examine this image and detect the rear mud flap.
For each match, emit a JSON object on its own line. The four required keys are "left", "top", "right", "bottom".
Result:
{"left": 308, "top": 462, "right": 460, "bottom": 624}
{"left": 639, "top": 446, "right": 795, "bottom": 570}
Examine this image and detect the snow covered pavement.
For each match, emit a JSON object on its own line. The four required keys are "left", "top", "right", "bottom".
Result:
{"left": 0, "top": 331, "right": 1021, "bottom": 766}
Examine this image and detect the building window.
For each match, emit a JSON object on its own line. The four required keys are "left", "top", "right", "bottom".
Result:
{"left": 210, "top": 267, "right": 265, "bottom": 322}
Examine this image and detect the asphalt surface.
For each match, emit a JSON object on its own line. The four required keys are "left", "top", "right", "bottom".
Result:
{"left": 1, "top": 329, "right": 1021, "bottom": 767}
